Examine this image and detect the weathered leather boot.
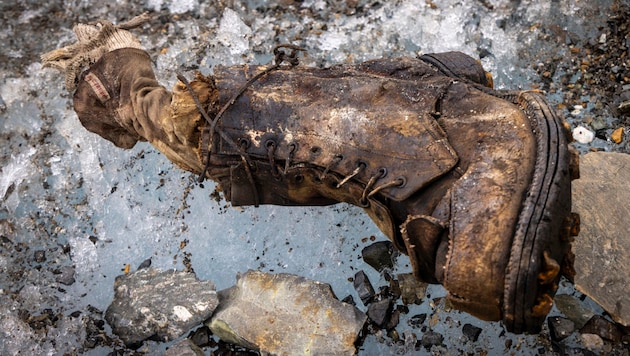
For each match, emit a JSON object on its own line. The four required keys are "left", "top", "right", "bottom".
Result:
{"left": 60, "top": 41, "right": 578, "bottom": 333}
{"left": 196, "top": 52, "right": 579, "bottom": 333}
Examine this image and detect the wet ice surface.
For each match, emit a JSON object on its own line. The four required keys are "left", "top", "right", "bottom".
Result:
{"left": 0, "top": 0, "right": 626, "bottom": 354}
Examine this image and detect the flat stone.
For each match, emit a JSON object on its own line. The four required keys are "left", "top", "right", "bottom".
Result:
{"left": 208, "top": 270, "right": 366, "bottom": 356}
{"left": 572, "top": 152, "right": 630, "bottom": 327}
{"left": 105, "top": 268, "right": 218, "bottom": 347}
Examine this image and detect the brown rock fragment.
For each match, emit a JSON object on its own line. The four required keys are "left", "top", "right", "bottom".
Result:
{"left": 611, "top": 127, "right": 624, "bottom": 143}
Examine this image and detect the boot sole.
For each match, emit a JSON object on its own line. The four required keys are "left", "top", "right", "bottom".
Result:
{"left": 500, "top": 91, "right": 575, "bottom": 333}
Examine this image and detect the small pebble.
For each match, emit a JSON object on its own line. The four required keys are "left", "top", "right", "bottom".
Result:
{"left": 188, "top": 326, "right": 212, "bottom": 348}
{"left": 611, "top": 127, "right": 623, "bottom": 144}
{"left": 548, "top": 316, "right": 575, "bottom": 341}
{"left": 572, "top": 126, "right": 595, "bottom": 144}
{"left": 408, "top": 314, "right": 427, "bottom": 327}
{"left": 33, "top": 250, "right": 46, "bottom": 263}
{"left": 580, "top": 315, "right": 622, "bottom": 342}
{"left": 397, "top": 273, "right": 427, "bottom": 305}
{"left": 361, "top": 241, "right": 396, "bottom": 272}
{"left": 353, "top": 270, "right": 375, "bottom": 305}
{"left": 137, "top": 258, "right": 152, "bottom": 270}
{"left": 462, "top": 323, "right": 482, "bottom": 342}
{"left": 419, "top": 330, "right": 444, "bottom": 349}
{"left": 55, "top": 266, "right": 76, "bottom": 286}
{"left": 580, "top": 333, "right": 604, "bottom": 352}
{"left": 367, "top": 298, "right": 393, "bottom": 327}
{"left": 571, "top": 105, "right": 583, "bottom": 115}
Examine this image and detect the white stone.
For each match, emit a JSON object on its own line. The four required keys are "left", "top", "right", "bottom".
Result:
{"left": 572, "top": 126, "right": 595, "bottom": 144}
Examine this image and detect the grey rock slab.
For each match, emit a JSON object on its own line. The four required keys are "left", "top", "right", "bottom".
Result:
{"left": 105, "top": 268, "right": 218, "bottom": 347}
{"left": 208, "top": 270, "right": 366, "bottom": 356}
{"left": 572, "top": 152, "right": 630, "bottom": 326}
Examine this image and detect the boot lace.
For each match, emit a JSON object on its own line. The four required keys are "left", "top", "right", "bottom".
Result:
{"left": 178, "top": 44, "right": 305, "bottom": 206}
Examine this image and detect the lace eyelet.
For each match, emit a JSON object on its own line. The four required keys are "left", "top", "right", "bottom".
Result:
{"left": 238, "top": 138, "right": 251, "bottom": 149}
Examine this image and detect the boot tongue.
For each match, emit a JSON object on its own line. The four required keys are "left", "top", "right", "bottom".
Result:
{"left": 419, "top": 52, "right": 492, "bottom": 88}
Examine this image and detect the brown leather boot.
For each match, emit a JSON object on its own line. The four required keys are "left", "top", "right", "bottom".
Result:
{"left": 68, "top": 48, "right": 578, "bottom": 333}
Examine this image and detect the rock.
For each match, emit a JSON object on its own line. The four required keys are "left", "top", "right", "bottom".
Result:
{"left": 33, "top": 250, "right": 46, "bottom": 263}
{"left": 408, "top": 314, "right": 427, "bottom": 328}
{"left": 137, "top": 258, "right": 152, "bottom": 270}
{"left": 165, "top": 339, "right": 205, "bottom": 356}
{"left": 462, "top": 323, "right": 482, "bottom": 342}
{"left": 419, "top": 330, "right": 444, "bottom": 349}
{"left": 207, "top": 270, "right": 366, "bottom": 356}
{"left": 367, "top": 298, "right": 393, "bottom": 327}
{"left": 579, "top": 315, "right": 622, "bottom": 342}
{"left": 553, "top": 294, "right": 595, "bottom": 329}
{"left": 105, "top": 268, "right": 218, "bottom": 348}
{"left": 580, "top": 333, "right": 604, "bottom": 352}
{"left": 556, "top": 346, "right": 599, "bottom": 356}
{"left": 548, "top": 316, "right": 575, "bottom": 341}
{"left": 341, "top": 294, "right": 356, "bottom": 306}
{"left": 572, "top": 126, "right": 595, "bottom": 144}
{"left": 55, "top": 266, "right": 75, "bottom": 286}
{"left": 611, "top": 127, "right": 624, "bottom": 143}
{"left": 361, "top": 241, "right": 397, "bottom": 271}
{"left": 188, "top": 326, "right": 212, "bottom": 348}
{"left": 385, "top": 307, "right": 401, "bottom": 330}
{"left": 353, "top": 270, "right": 376, "bottom": 305}
{"left": 397, "top": 273, "right": 427, "bottom": 305}
{"left": 572, "top": 152, "right": 630, "bottom": 326}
